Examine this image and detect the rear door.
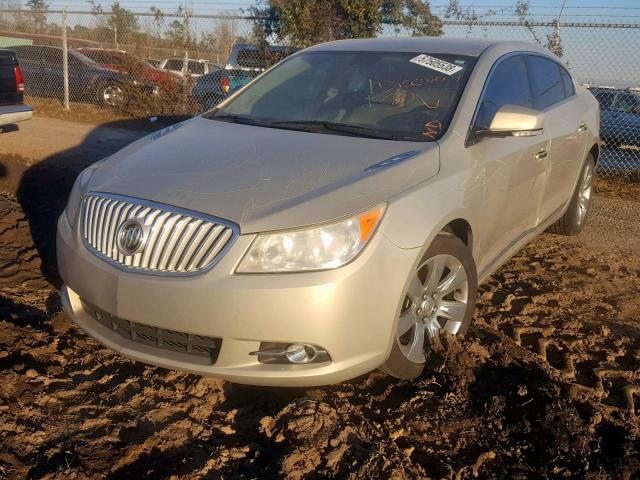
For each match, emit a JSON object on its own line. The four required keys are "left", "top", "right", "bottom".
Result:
{"left": 471, "top": 53, "right": 550, "bottom": 264}
{"left": 527, "top": 54, "right": 587, "bottom": 220}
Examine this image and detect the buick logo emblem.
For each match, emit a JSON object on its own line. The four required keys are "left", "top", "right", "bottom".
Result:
{"left": 116, "top": 220, "right": 145, "bottom": 255}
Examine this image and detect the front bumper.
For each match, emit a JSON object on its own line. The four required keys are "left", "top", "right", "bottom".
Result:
{"left": 57, "top": 212, "right": 419, "bottom": 386}
{"left": 0, "top": 104, "right": 32, "bottom": 127}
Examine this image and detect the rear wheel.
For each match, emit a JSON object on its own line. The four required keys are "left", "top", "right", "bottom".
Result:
{"left": 381, "top": 234, "right": 478, "bottom": 380}
{"left": 547, "top": 153, "right": 595, "bottom": 236}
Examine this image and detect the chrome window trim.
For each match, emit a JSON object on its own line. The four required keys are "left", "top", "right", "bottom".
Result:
{"left": 80, "top": 192, "right": 240, "bottom": 277}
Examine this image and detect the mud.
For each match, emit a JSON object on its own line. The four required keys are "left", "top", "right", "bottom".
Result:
{"left": 0, "top": 148, "right": 639, "bottom": 478}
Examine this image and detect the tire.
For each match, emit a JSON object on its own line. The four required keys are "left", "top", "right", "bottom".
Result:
{"left": 547, "top": 153, "right": 595, "bottom": 236}
{"left": 381, "top": 234, "right": 478, "bottom": 380}
{"left": 98, "top": 82, "right": 128, "bottom": 108}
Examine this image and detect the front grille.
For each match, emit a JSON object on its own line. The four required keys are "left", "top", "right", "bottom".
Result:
{"left": 80, "top": 193, "right": 237, "bottom": 275}
{"left": 84, "top": 302, "right": 222, "bottom": 364}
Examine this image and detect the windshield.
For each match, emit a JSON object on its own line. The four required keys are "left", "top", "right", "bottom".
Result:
{"left": 206, "top": 50, "right": 476, "bottom": 141}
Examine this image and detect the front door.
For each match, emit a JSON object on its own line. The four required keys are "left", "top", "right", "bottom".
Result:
{"left": 470, "top": 54, "right": 549, "bottom": 268}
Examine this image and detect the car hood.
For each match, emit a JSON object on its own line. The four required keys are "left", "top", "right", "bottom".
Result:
{"left": 88, "top": 117, "right": 440, "bottom": 233}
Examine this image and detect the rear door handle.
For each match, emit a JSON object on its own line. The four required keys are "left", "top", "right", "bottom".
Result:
{"left": 535, "top": 149, "right": 548, "bottom": 160}
{"left": 577, "top": 123, "right": 588, "bottom": 132}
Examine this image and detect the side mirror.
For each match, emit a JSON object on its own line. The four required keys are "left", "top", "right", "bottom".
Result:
{"left": 470, "top": 105, "right": 544, "bottom": 144}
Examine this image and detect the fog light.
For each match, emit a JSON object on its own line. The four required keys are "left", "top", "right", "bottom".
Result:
{"left": 285, "top": 343, "right": 318, "bottom": 364}
{"left": 251, "top": 342, "right": 330, "bottom": 364}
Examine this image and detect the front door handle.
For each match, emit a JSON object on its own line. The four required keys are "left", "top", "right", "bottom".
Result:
{"left": 577, "top": 122, "right": 588, "bottom": 132}
{"left": 535, "top": 149, "right": 548, "bottom": 160}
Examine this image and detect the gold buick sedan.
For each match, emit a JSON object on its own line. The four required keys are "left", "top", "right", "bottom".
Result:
{"left": 57, "top": 38, "right": 600, "bottom": 386}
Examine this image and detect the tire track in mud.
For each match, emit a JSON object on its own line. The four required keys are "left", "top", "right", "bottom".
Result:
{"left": 0, "top": 189, "right": 639, "bottom": 479}
{"left": 477, "top": 238, "right": 640, "bottom": 416}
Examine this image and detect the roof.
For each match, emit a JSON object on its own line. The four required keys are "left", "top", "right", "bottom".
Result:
{"left": 305, "top": 37, "right": 544, "bottom": 57}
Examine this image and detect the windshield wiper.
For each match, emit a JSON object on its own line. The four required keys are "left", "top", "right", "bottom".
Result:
{"left": 209, "top": 115, "right": 405, "bottom": 140}
{"left": 269, "top": 120, "right": 399, "bottom": 140}
{"left": 208, "top": 114, "right": 270, "bottom": 127}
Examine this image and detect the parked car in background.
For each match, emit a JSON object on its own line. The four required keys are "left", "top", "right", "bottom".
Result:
{"left": 191, "top": 44, "right": 298, "bottom": 110}
{"left": 0, "top": 49, "right": 32, "bottom": 128}
{"left": 10, "top": 45, "right": 158, "bottom": 107}
{"left": 146, "top": 58, "right": 161, "bottom": 67}
{"left": 588, "top": 86, "right": 640, "bottom": 147}
{"left": 58, "top": 38, "right": 599, "bottom": 386}
{"left": 158, "top": 57, "right": 220, "bottom": 78}
{"left": 76, "top": 48, "right": 182, "bottom": 96}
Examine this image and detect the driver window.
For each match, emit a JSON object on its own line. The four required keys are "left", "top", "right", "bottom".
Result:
{"left": 475, "top": 55, "right": 533, "bottom": 129}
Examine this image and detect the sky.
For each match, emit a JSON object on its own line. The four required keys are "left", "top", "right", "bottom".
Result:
{"left": 37, "top": 0, "right": 640, "bottom": 19}
{"left": 5, "top": 0, "right": 639, "bottom": 85}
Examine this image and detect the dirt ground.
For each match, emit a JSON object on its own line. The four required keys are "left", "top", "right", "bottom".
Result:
{"left": 0, "top": 116, "right": 639, "bottom": 479}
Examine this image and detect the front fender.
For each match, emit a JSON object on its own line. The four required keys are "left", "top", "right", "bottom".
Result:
{"left": 381, "top": 168, "right": 482, "bottom": 263}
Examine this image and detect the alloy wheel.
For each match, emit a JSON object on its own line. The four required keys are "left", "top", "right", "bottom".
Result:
{"left": 396, "top": 254, "right": 469, "bottom": 364}
{"left": 103, "top": 85, "right": 125, "bottom": 107}
{"left": 577, "top": 160, "right": 593, "bottom": 225}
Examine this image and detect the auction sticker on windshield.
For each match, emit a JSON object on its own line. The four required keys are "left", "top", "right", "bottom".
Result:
{"left": 409, "top": 54, "right": 463, "bottom": 75}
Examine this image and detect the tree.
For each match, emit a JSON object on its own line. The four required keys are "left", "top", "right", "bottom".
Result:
{"left": 166, "top": 5, "right": 193, "bottom": 49}
{"left": 251, "top": 0, "right": 442, "bottom": 48}
{"left": 515, "top": 0, "right": 565, "bottom": 58}
{"left": 108, "top": 2, "right": 139, "bottom": 40}
{"left": 149, "top": 5, "right": 165, "bottom": 42}
{"left": 25, "top": 0, "right": 48, "bottom": 32}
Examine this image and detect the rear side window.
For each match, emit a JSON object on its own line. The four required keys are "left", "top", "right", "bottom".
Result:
{"left": 527, "top": 55, "right": 565, "bottom": 109}
{"left": 188, "top": 61, "right": 205, "bottom": 75}
{"left": 165, "top": 59, "right": 183, "bottom": 71}
{"left": 560, "top": 68, "right": 575, "bottom": 97}
{"left": 476, "top": 55, "right": 533, "bottom": 128}
{"left": 41, "top": 48, "right": 63, "bottom": 65}
{"left": 81, "top": 51, "right": 113, "bottom": 64}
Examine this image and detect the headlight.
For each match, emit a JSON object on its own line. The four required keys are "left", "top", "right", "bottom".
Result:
{"left": 64, "top": 166, "right": 97, "bottom": 227}
{"left": 236, "top": 205, "right": 385, "bottom": 273}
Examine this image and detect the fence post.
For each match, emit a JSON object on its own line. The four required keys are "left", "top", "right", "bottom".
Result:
{"left": 62, "top": 9, "right": 70, "bottom": 111}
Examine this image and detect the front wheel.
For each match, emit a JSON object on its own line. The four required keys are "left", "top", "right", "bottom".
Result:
{"left": 547, "top": 153, "right": 595, "bottom": 236}
{"left": 98, "top": 82, "right": 128, "bottom": 107}
{"left": 381, "top": 234, "right": 478, "bottom": 380}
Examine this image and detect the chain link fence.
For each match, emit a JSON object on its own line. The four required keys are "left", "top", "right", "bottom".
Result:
{"left": 0, "top": 8, "right": 639, "bottom": 179}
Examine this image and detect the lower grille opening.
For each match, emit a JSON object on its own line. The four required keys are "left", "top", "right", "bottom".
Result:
{"left": 82, "top": 302, "right": 222, "bottom": 365}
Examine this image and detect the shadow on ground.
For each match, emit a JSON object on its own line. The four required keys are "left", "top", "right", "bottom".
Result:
{"left": 6, "top": 116, "right": 188, "bottom": 286}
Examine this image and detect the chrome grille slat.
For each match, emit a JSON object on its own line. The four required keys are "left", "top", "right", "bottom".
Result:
{"left": 177, "top": 222, "right": 212, "bottom": 272}
{"left": 188, "top": 224, "right": 225, "bottom": 271}
{"left": 158, "top": 216, "right": 191, "bottom": 271}
{"left": 101, "top": 200, "right": 117, "bottom": 254}
{"left": 199, "top": 228, "right": 234, "bottom": 269}
{"left": 172, "top": 219, "right": 204, "bottom": 271}
{"left": 80, "top": 193, "right": 237, "bottom": 275}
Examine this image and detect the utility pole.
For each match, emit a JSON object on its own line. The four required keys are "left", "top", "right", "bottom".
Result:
{"left": 62, "top": 8, "right": 70, "bottom": 110}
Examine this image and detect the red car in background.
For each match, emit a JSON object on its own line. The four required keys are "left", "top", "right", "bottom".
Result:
{"left": 76, "top": 48, "right": 184, "bottom": 96}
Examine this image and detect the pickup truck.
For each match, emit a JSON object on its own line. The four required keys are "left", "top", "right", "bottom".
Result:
{"left": 190, "top": 44, "right": 297, "bottom": 111}
{"left": 0, "top": 49, "right": 32, "bottom": 129}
